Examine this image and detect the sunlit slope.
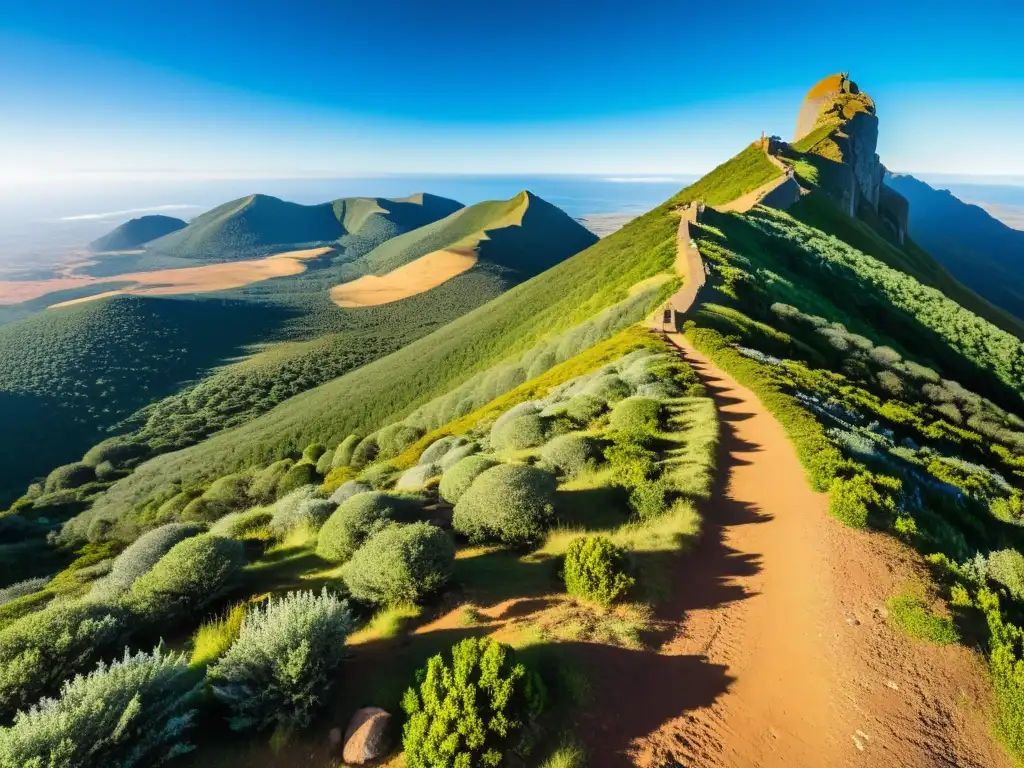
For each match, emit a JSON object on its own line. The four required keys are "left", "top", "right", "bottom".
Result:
{"left": 88, "top": 214, "right": 187, "bottom": 252}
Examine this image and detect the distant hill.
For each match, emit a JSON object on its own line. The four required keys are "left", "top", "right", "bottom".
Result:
{"left": 88, "top": 215, "right": 187, "bottom": 252}
{"left": 885, "top": 174, "right": 1024, "bottom": 319}
{"left": 144, "top": 192, "right": 463, "bottom": 262}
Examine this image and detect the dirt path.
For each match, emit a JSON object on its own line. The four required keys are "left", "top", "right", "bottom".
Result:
{"left": 608, "top": 334, "right": 1010, "bottom": 768}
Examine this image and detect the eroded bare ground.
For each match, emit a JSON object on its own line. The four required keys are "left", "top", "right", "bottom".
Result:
{"left": 572, "top": 335, "right": 1010, "bottom": 768}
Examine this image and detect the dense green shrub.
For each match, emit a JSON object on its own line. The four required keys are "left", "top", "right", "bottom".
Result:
{"left": 276, "top": 461, "right": 318, "bottom": 498}
{"left": 886, "top": 594, "right": 959, "bottom": 644}
{"left": 342, "top": 523, "right": 455, "bottom": 605}
{"left": 604, "top": 431, "right": 657, "bottom": 487}
{"left": 302, "top": 442, "right": 327, "bottom": 463}
{"left": 209, "top": 508, "right": 273, "bottom": 540}
{"left": 201, "top": 473, "right": 251, "bottom": 512}
{"left": 609, "top": 397, "right": 663, "bottom": 433}
{"left": 126, "top": 534, "right": 244, "bottom": 620}
{"left": 989, "top": 549, "right": 1024, "bottom": 601}
{"left": 562, "top": 394, "right": 606, "bottom": 425}
{"left": 248, "top": 459, "right": 293, "bottom": 504}
{"left": 584, "top": 373, "right": 632, "bottom": 403}
{"left": 492, "top": 414, "right": 547, "bottom": 452}
{"left": 628, "top": 479, "right": 669, "bottom": 519}
{"left": 332, "top": 434, "right": 361, "bottom": 468}
{"left": 267, "top": 485, "right": 331, "bottom": 539}
{"left": 209, "top": 589, "right": 354, "bottom": 732}
{"left": 82, "top": 440, "right": 145, "bottom": 469}
{"left": 453, "top": 464, "right": 557, "bottom": 546}
{"left": 563, "top": 536, "right": 634, "bottom": 605}
{"left": 378, "top": 423, "right": 425, "bottom": 458}
{"left": 438, "top": 455, "right": 500, "bottom": 504}
{"left": 316, "top": 492, "right": 420, "bottom": 562}
{"left": 91, "top": 523, "right": 203, "bottom": 601}
{"left": 438, "top": 441, "right": 480, "bottom": 471}
{"left": 419, "top": 436, "right": 467, "bottom": 466}
{"left": 0, "top": 647, "right": 200, "bottom": 767}
{"left": 359, "top": 461, "right": 401, "bottom": 490}
{"left": 540, "top": 434, "right": 598, "bottom": 478}
{"left": 0, "top": 577, "right": 49, "bottom": 607}
{"left": 350, "top": 435, "right": 380, "bottom": 469}
{"left": 315, "top": 448, "right": 335, "bottom": 475}
{"left": 828, "top": 473, "right": 897, "bottom": 529}
{"left": 402, "top": 636, "right": 544, "bottom": 768}
{"left": 396, "top": 463, "right": 441, "bottom": 491}
{"left": 44, "top": 462, "right": 95, "bottom": 492}
{"left": 489, "top": 402, "right": 542, "bottom": 441}
{"left": 0, "top": 601, "right": 127, "bottom": 718}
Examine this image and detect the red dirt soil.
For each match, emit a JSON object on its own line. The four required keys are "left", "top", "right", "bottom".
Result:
{"left": 574, "top": 334, "right": 1011, "bottom": 768}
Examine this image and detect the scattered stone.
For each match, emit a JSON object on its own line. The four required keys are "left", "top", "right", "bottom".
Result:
{"left": 342, "top": 707, "right": 393, "bottom": 765}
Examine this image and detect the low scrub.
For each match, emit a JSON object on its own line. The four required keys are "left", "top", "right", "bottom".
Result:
{"left": 90, "top": 522, "right": 203, "bottom": 601}
{"left": 438, "top": 455, "right": 500, "bottom": 504}
{"left": 492, "top": 414, "right": 548, "bottom": 452}
{"left": 0, "top": 647, "right": 201, "bottom": 767}
{"left": 316, "top": 491, "right": 420, "bottom": 562}
{"left": 540, "top": 434, "right": 599, "bottom": 478}
{"left": 267, "top": 486, "right": 335, "bottom": 539}
{"left": 342, "top": 523, "right": 455, "bottom": 606}
{"left": 563, "top": 536, "right": 634, "bottom": 605}
{"left": 608, "top": 396, "right": 662, "bottom": 433}
{"left": 126, "top": 534, "right": 244, "bottom": 621}
{"left": 190, "top": 603, "right": 247, "bottom": 667}
{"left": 402, "top": 636, "right": 545, "bottom": 767}
{"left": 886, "top": 593, "right": 959, "bottom": 645}
{"left": 209, "top": 589, "right": 354, "bottom": 732}
{"left": 453, "top": 464, "right": 557, "bottom": 546}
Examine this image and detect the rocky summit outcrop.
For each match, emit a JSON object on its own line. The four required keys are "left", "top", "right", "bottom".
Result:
{"left": 794, "top": 73, "right": 908, "bottom": 242}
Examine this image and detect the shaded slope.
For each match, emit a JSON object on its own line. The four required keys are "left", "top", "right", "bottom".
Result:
{"left": 88, "top": 214, "right": 187, "bottom": 252}
{"left": 886, "top": 174, "right": 1024, "bottom": 319}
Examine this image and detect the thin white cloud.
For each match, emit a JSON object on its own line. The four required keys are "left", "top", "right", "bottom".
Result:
{"left": 60, "top": 204, "right": 201, "bottom": 221}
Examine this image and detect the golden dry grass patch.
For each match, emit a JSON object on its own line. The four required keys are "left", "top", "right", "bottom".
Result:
{"left": 329, "top": 248, "right": 477, "bottom": 308}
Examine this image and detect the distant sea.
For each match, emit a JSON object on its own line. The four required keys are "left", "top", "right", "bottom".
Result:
{"left": 0, "top": 175, "right": 693, "bottom": 277}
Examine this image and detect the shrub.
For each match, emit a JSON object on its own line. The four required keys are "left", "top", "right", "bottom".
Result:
{"left": 609, "top": 397, "right": 663, "bottom": 433}
{"left": 95, "top": 460, "right": 119, "bottom": 482}
{"left": 629, "top": 479, "right": 669, "bottom": 519}
{"left": 316, "top": 492, "right": 420, "bottom": 562}
{"left": 540, "top": 434, "right": 598, "bottom": 478}
{"left": 44, "top": 462, "right": 95, "bottom": 493}
{"left": 604, "top": 431, "right": 657, "bottom": 487}
{"left": 342, "top": 523, "right": 455, "bottom": 606}
{"left": 350, "top": 435, "right": 380, "bottom": 469}
{"left": 209, "top": 589, "right": 354, "bottom": 732}
{"left": 828, "top": 473, "right": 896, "bottom": 529}
{"left": 492, "top": 414, "right": 547, "bottom": 452}
{"left": 152, "top": 487, "right": 204, "bottom": 524}
{"left": 126, "top": 534, "right": 244, "bottom": 620}
{"left": 563, "top": 536, "right": 634, "bottom": 605}
{"left": 396, "top": 464, "right": 441, "bottom": 491}
{"left": 489, "top": 401, "right": 542, "bottom": 441}
{"left": 583, "top": 373, "right": 632, "bottom": 402}
{"left": 419, "top": 436, "right": 466, "bottom": 466}
{"left": 315, "top": 448, "right": 335, "bottom": 475}
{"left": 989, "top": 549, "right": 1024, "bottom": 601}
{"left": 82, "top": 439, "right": 146, "bottom": 469}
{"left": 0, "top": 577, "right": 49, "bottom": 607}
{"left": 378, "top": 423, "right": 425, "bottom": 458}
{"left": 248, "top": 459, "right": 294, "bottom": 503}
{"left": 328, "top": 480, "right": 372, "bottom": 505}
{"left": 359, "top": 462, "right": 401, "bottom": 490}
{"left": 332, "top": 434, "right": 362, "bottom": 468}
{"left": 276, "top": 461, "right": 318, "bottom": 498}
{"left": 439, "top": 455, "right": 501, "bottom": 504}
{"left": 209, "top": 508, "right": 273, "bottom": 540}
{"left": 267, "top": 485, "right": 330, "bottom": 539}
{"left": 0, "top": 647, "right": 201, "bottom": 767}
{"left": 402, "top": 636, "right": 544, "bottom": 768}
{"left": 91, "top": 523, "right": 204, "bottom": 601}
{"left": 0, "top": 601, "right": 127, "bottom": 718}
{"left": 200, "top": 473, "right": 252, "bottom": 514}
{"left": 439, "top": 441, "right": 480, "bottom": 471}
{"left": 562, "top": 394, "right": 606, "bottom": 425}
{"left": 302, "top": 443, "right": 327, "bottom": 463}
{"left": 453, "top": 464, "right": 557, "bottom": 546}
{"left": 190, "top": 603, "right": 247, "bottom": 667}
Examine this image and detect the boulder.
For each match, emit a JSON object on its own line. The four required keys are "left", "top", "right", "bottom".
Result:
{"left": 342, "top": 707, "right": 393, "bottom": 765}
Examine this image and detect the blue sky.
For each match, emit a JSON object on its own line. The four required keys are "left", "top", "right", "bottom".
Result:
{"left": 2, "top": 0, "right": 1023, "bottom": 183}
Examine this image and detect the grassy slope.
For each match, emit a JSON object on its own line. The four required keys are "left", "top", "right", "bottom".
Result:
{"left": 666, "top": 142, "right": 782, "bottom": 207}
{"left": 89, "top": 199, "right": 680, "bottom": 517}
{"left": 88, "top": 215, "right": 187, "bottom": 252}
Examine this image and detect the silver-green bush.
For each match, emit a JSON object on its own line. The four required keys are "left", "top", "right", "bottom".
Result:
{"left": 396, "top": 463, "right": 441, "bottom": 491}
{"left": 438, "top": 456, "right": 500, "bottom": 505}
{"left": 0, "top": 646, "right": 201, "bottom": 767}
{"left": 377, "top": 423, "right": 425, "bottom": 458}
{"left": 328, "top": 480, "right": 372, "bottom": 505}
{"left": 608, "top": 397, "right": 662, "bottom": 433}
{"left": 316, "top": 492, "right": 420, "bottom": 562}
{"left": 539, "top": 434, "right": 599, "bottom": 478}
{"left": 439, "top": 441, "right": 480, "bottom": 471}
{"left": 0, "top": 577, "right": 50, "bottom": 607}
{"left": 452, "top": 464, "right": 557, "bottom": 546}
{"left": 419, "top": 436, "right": 469, "bottom": 467}
{"left": 126, "top": 534, "right": 244, "bottom": 620}
{"left": 267, "top": 486, "right": 334, "bottom": 539}
{"left": 0, "top": 601, "right": 127, "bottom": 718}
{"left": 562, "top": 394, "right": 607, "bottom": 426}
{"left": 209, "top": 589, "right": 354, "bottom": 732}
{"left": 989, "top": 549, "right": 1024, "bottom": 600}
{"left": 492, "top": 414, "right": 547, "bottom": 452}
{"left": 91, "top": 523, "right": 204, "bottom": 602}
{"left": 331, "top": 434, "right": 361, "bottom": 468}
{"left": 342, "top": 523, "right": 455, "bottom": 606}
{"left": 209, "top": 508, "right": 273, "bottom": 539}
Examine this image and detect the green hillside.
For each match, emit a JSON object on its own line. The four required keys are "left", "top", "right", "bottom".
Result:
{"left": 886, "top": 174, "right": 1024, "bottom": 319}
{"left": 0, "top": 296, "right": 283, "bottom": 508}
{"left": 88, "top": 214, "right": 187, "bottom": 252}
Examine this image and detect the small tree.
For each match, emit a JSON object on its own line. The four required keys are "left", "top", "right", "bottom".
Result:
{"left": 0, "top": 647, "right": 201, "bottom": 768}
{"left": 209, "top": 589, "right": 354, "bottom": 732}
{"left": 342, "top": 523, "right": 455, "bottom": 606}
{"left": 402, "top": 637, "right": 544, "bottom": 768}
{"left": 562, "top": 536, "right": 634, "bottom": 605}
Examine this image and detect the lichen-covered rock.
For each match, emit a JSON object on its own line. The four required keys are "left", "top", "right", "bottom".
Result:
{"left": 342, "top": 707, "right": 393, "bottom": 764}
